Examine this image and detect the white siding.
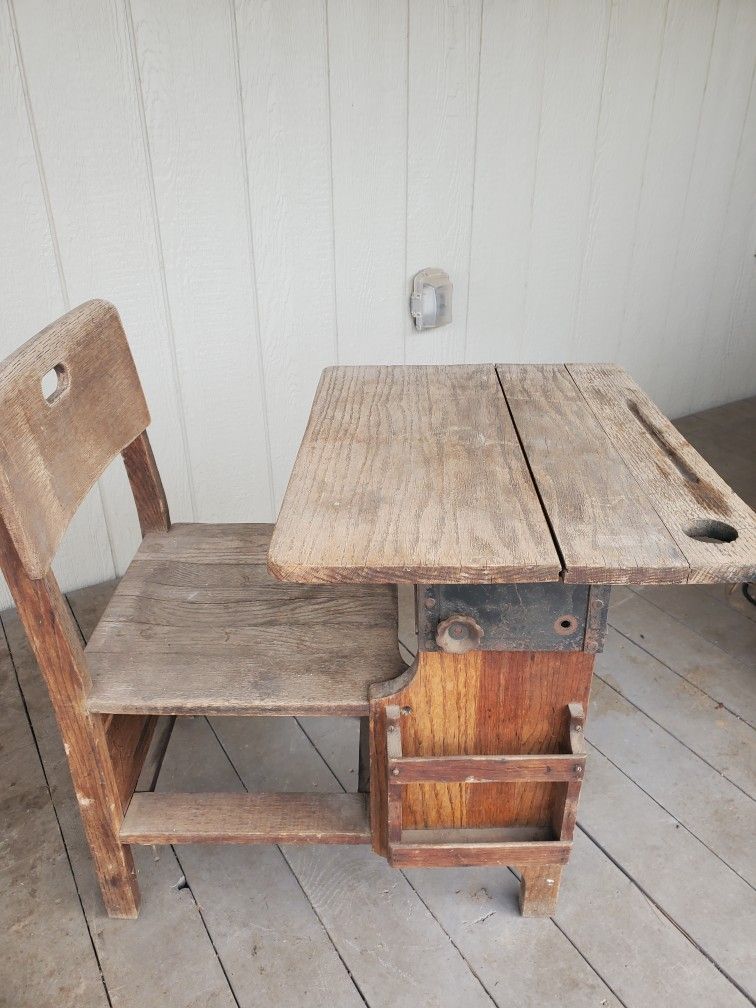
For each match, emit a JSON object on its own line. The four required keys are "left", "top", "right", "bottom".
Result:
{"left": 1, "top": 0, "right": 754, "bottom": 606}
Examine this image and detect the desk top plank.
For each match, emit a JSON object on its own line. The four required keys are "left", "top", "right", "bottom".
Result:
{"left": 268, "top": 365, "right": 561, "bottom": 584}
{"left": 566, "top": 364, "right": 756, "bottom": 584}
{"left": 496, "top": 364, "right": 690, "bottom": 585}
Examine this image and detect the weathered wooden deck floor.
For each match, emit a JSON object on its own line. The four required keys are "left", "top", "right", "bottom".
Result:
{"left": 2, "top": 397, "right": 755, "bottom": 1008}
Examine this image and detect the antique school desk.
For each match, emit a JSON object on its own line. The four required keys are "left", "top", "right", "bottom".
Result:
{"left": 268, "top": 364, "right": 756, "bottom": 916}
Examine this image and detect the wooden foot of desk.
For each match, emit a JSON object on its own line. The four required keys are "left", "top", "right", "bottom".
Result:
{"left": 519, "top": 865, "right": 563, "bottom": 917}
{"left": 370, "top": 648, "right": 592, "bottom": 916}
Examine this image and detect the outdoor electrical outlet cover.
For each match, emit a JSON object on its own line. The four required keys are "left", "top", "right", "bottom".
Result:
{"left": 410, "top": 268, "right": 452, "bottom": 331}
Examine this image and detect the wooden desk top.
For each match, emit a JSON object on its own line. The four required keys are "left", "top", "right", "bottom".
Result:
{"left": 268, "top": 364, "right": 756, "bottom": 586}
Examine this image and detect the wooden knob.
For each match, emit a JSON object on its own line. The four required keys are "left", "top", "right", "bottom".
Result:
{"left": 435, "top": 614, "right": 484, "bottom": 654}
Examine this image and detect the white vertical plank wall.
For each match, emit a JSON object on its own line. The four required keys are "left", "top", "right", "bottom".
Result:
{"left": 1, "top": 0, "right": 755, "bottom": 606}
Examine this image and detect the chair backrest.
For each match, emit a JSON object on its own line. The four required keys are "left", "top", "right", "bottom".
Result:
{"left": 0, "top": 300, "right": 151, "bottom": 578}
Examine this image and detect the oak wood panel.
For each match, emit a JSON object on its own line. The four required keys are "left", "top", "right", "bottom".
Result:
{"left": 566, "top": 363, "right": 756, "bottom": 583}
{"left": 0, "top": 301, "right": 149, "bottom": 577}
{"left": 268, "top": 365, "right": 561, "bottom": 584}
{"left": 370, "top": 649, "right": 594, "bottom": 856}
{"left": 497, "top": 363, "right": 690, "bottom": 584}
{"left": 86, "top": 523, "right": 403, "bottom": 716}
{"left": 121, "top": 792, "right": 370, "bottom": 845}
{"left": 389, "top": 753, "right": 585, "bottom": 784}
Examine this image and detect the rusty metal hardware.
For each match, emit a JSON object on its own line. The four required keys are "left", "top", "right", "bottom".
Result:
{"left": 435, "top": 613, "right": 484, "bottom": 654}
{"left": 417, "top": 583, "right": 611, "bottom": 654}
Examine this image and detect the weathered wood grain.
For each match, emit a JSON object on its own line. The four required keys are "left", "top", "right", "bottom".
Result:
{"left": 598, "top": 627, "right": 755, "bottom": 797}
{"left": 567, "top": 363, "right": 756, "bottom": 583}
{"left": 303, "top": 714, "right": 745, "bottom": 1007}
{"left": 0, "top": 517, "right": 140, "bottom": 918}
{"left": 0, "top": 0, "right": 116, "bottom": 610}
{"left": 581, "top": 746, "right": 756, "bottom": 996}
{"left": 390, "top": 840, "right": 570, "bottom": 868}
{"left": 268, "top": 365, "right": 561, "bottom": 584}
{"left": 389, "top": 753, "right": 584, "bottom": 784}
{"left": 121, "top": 792, "right": 370, "bottom": 845}
{"left": 610, "top": 588, "right": 755, "bottom": 727}
{"left": 518, "top": 864, "right": 564, "bottom": 917}
{"left": 135, "top": 715, "right": 176, "bottom": 793}
{"left": 0, "top": 743, "right": 111, "bottom": 1008}
{"left": 106, "top": 713, "right": 157, "bottom": 811}
{"left": 588, "top": 676, "right": 755, "bottom": 885}
{"left": 370, "top": 649, "right": 593, "bottom": 856}
{"left": 497, "top": 363, "right": 690, "bottom": 584}
{"left": 211, "top": 715, "right": 502, "bottom": 1008}
{"left": 86, "top": 523, "right": 403, "bottom": 716}
{"left": 0, "top": 300, "right": 149, "bottom": 578}
{"left": 121, "top": 430, "right": 170, "bottom": 536}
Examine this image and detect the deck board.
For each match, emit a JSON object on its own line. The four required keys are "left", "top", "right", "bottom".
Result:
{"left": 302, "top": 714, "right": 751, "bottom": 1007}
{"left": 213, "top": 713, "right": 622, "bottom": 1008}
{"left": 598, "top": 626, "right": 755, "bottom": 796}
{"left": 588, "top": 677, "right": 755, "bottom": 885}
{"left": 579, "top": 745, "right": 756, "bottom": 994}
{"left": 155, "top": 717, "right": 368, "bottom": 1008}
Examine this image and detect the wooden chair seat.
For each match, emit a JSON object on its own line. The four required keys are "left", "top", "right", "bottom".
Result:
{"left": 85, "top": 523, "right": 402, "bottom": 717}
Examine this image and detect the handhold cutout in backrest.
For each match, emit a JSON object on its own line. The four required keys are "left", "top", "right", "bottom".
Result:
{"left": 42, "top": 363, "right": 70, "bottom": 404}
{"left": 0, "top": 301, "right": 150, "bottom": 577}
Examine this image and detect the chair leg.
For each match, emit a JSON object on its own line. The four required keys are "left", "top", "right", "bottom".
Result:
{"left": 57, "top": 711, "right": 142, "bottom": 918}
{"left": 0, "top": 548, "right": 141, "bottom": 918}
{"left": 519, "top": 864, "right": 563, "bottom": 917}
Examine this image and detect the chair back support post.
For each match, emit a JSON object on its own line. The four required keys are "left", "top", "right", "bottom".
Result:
{"left": 122, "top": 430, "right": 171, "bottom": 536}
